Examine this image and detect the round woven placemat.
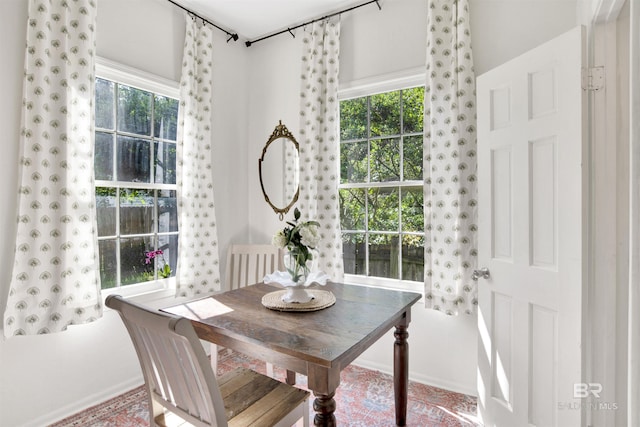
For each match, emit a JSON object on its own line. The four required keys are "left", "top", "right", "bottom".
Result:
{"left": 261, "top": 289, "right": 336, "bottom": 312}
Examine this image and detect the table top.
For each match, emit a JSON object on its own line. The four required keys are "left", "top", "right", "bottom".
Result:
{"left": 163, "top": 282, "right": 422, "bottom": 371}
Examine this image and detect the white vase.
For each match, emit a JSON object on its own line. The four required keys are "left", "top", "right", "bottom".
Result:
{"left": 283, "top": 247, "right": 318, "bottom": 285}
{"left": 282, "top": 285, "right": 313, "bottom": 303}
{"left": 281, "top": 248, "right": 318, "bottom": 303}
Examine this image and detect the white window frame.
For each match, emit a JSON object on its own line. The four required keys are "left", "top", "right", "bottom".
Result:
{"left": 339, "top": 69, "right": 426, "bottom": 294}
{"left": 96, "top": 57, "right": 181, "bottom": 300}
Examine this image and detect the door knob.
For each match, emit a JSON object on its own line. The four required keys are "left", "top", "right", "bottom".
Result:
{"left": 472, "top": 268, "right": 490, "bottom": 281}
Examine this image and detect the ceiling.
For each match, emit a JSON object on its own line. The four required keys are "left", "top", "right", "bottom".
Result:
{"left": 171, "top": 0, "right": 369, "bottom": 41}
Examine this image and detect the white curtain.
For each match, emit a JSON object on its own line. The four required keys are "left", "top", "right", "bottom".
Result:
{"left": 4, "top": 0, "right": 102, "bottom": 336}
{"left": 297, "top": 19, "right": 344, "bottom": 283}
{"left": 423, "top": 0, "right": 477, "bottom": 315}
{"left": 175, "top": 17, "right": 221, "bottom": 297}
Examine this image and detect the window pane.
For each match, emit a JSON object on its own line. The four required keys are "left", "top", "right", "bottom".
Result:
{"left": 121, "top": 236, "right": 154, "bottom": 286}
{"left": 98, "top": 239, "right": 117, "bottom": 289}
{"left": 370, "top": 91, "right": 400, "bottom": 137}
{"left": 117, "top": 135, "right": 151, "bottom": 183}
{"left": 95, "top": 131, "right": 114, "bottom": 180}
{"left": 402, "top": 87, "right": 424, "bottom": 133}
{"left": 158, "top": 190, "right": 178, "bottom": 233}
{"left": 368, "top": 187, "right": 399, "bottom": 231}
{"left": 339, "top": 86, "right": 425, "bottom": 286}
{"left": 402, "top": 235, "right": 424, "bottom": 281}
{"left": 154, "top": 95, "right": 179, "bottom": 141}
{"left": 401, "top": 187, "right": 424, "bottom": 232}
{"left": 369, "top": 234, "right": 399, "bottom": 279}
{"left": 340, "top": 140, "right": 367, "bottom": 183}
{"left": 403, "top": 135, "right": 423, "bottom": 181}
{"left": 339, "top": 188, "right": 365, "bottom": 230}
{"left": 96, "top": 78, "right": 114, "bottom": 130}
{"left": 370, "top": 138, "right": 400, "bottom": 182}
{"left": 120, "top": 188, "right": 154, "bottom": 235}
{"left": 96, "top": 187, "right": 117, "bottom": 236}
{"left": 157, "top": 234, "right": 178, "bottom": 279}
{"left": 340, "top": 97, "right": 367, "bottom": 140}
{"left": 342, "top": 232, "right": 365, "bottom": 275}
{"left": 118, "top": 84, "right": 151, "bottom": 136}
{"left": 154, "top": 141, "right": 176, "bottom": 184}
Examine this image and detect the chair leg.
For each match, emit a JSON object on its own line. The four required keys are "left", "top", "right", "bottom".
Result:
{"left": 210, "top": 343, "right": 218, "bottom": 376}
{"left": 286, "top": 369, "right": 296, "bottom": 385}
{"left": 266, "top": 362, "right": 274, "bottom": 377}
{"left": 303, "top": 396, "right": 310, "bottom": 427}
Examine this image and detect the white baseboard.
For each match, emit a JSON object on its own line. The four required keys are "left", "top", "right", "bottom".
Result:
{"left": 352, "top": 359, "right": 477, "bottom": 398}
{"left": 26, "top": 376, "right": 144, "bottom": 427}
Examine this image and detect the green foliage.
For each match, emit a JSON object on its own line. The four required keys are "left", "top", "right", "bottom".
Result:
{"left": 154, "top": 96, "right": 179, "bottom": 141}
{"left": 273, "top": 208, "right": 320, "bottom": 283}
{"left": 340, "top": 97, "right": 367, "bottom": 140}
{"left": 370, "top": 91, "right": 400, "bottom": 137}
{"left": 159, "top": 262, "right": 172, "bottom": 279}
{"left": 118, "top": 84, "right": 151, "bottom": 135}
{"left": 402, "top": 87, "right": 424, "bottom": 133}
{"left": 339, "top": 87, "right": 426, "bottom": 280}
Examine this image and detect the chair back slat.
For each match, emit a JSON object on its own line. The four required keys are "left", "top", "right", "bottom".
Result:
{"left": 106, "top": 295, "right": 227, "bottom": 427}
{"left": 226, "top": 244, "right": 281, "bottom": 290}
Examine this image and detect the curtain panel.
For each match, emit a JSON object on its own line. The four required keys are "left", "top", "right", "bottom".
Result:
{"left": 297, "top": 19, "right": 344, "bottom": 283}
{"left": 175, "top": 17, "right": 221, "bottom": 297}
{"left": 4, "top": 0, "right": 102, "bottom": 337}
{"left": 423, "top": 0, "right": 478, "bottom": 315}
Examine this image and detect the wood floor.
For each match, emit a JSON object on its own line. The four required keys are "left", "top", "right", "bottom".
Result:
{"left": 50, "top": 349, "right": 480, "bottom": 426}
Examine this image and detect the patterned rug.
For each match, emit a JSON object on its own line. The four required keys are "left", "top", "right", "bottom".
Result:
{"left": 50, "top": 350, "right": 480, "bottom": 426}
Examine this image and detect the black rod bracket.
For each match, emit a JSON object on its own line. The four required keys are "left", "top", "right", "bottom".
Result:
{"left": 166, "top": 0, "right": 239, "bottom": 42}
{"left": 244, "top": 0, "right": 382, "bottom": 47}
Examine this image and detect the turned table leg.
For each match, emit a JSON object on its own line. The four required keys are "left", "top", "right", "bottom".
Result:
{"left": 394, "top": 322, "right": 409, "bottom": 426}
{"left": 313, "top": 392, "right": 336, "bottom": 426}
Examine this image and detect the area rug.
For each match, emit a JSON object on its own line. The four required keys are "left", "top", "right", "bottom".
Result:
{"left": 50, "top": 349, "right": 480, "bottom": 426}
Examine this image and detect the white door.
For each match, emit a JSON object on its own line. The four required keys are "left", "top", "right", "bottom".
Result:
{"left": 476, "top": 26, "right": 586, "bottom": 427}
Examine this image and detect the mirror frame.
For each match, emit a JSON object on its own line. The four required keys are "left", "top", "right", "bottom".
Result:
{"left": 258, "top": 120, "right": 300, "bottom": 220}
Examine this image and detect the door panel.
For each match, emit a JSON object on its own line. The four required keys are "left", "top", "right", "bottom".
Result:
{"left": 477, "top": 26, "right": 586, "bottom": 427}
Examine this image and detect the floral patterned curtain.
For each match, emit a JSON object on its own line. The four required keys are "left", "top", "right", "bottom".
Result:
{"left": 175, "top": 17, "right": 221, "bottom": 297}
{"left": 423, "top": 0, "right": 478, "bottom": 315}
{"left": 297, "top": 19, "right": 344, "bottom": 283}
{"left": 4, "top": 0, "right": 102, "bottom": 336}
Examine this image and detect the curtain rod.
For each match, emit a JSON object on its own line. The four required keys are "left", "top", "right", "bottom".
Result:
{"left": 245, "top": 0, "right": 382, "bottom": 47}
{"left": 166, "top": 0, "right": 239, "bottom": 43}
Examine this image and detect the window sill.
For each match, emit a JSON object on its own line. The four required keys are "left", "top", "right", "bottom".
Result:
{"left": 342, "top": 274, "right": 424, "bottom": 295}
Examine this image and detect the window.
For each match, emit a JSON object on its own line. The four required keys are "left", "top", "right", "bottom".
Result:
{"left": 94, "top": 61, "right": 179, "bottom": 292}
{"left": 339, "top": 85, "right": 424, "bottom": 290}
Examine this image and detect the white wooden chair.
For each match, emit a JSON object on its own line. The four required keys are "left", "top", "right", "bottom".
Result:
{"left": 106, "top": 295, "right": 309, "bottom": 427}
{"left": 211, "top": 244, "right": 283, "bottom": 379}
{"left": 225, "top": 244, "right": 281, "bottom": 290}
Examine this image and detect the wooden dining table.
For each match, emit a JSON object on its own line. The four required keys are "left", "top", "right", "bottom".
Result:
{"left": 162, "top": 282, "right": 422, "bottom": 426}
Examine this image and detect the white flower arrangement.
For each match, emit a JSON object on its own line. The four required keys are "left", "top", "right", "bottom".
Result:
{"left": 271, "top": 208, "right": 321, "bottom": 283}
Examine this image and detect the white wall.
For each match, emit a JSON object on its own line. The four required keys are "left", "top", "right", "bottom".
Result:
{"left": 0, "top": 1, "right": 249, "bottom": 426}
{"left": 470, "top": 0, "right": 579, "bottom": 75}
{"left": 0, "top": 0, "right": 580, "bottom": 424}
{"left": 244, "top": 0, "right": 579, "bottom": 396}
{"left": 246, "top": 35, "right": 304, "bottom": 243}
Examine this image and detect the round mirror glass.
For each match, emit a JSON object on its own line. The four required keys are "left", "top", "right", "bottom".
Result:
{"left": 259, "top": 121, "right": 300, "bottom": 219}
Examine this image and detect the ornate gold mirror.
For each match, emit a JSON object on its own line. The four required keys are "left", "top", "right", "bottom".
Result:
{"left": 259, "top": 121, "right": 300, "bottom": 220}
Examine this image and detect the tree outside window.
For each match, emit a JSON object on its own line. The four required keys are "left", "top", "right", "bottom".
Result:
{"left": 339, "top": 87, "right": 424, "bottom": 284}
